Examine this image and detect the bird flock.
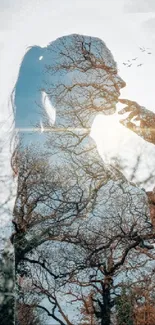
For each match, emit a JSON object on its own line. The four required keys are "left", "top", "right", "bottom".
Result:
{"left": 122, "top": 47, "right": 152, "bottom": 68}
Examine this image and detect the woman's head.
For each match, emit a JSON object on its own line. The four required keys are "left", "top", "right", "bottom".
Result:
{"left": 14, "top": 34, "right": 126, "bottom": 130}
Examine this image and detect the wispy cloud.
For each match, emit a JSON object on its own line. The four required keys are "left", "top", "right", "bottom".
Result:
{"left": 142, "top": 17, "right": 155, "bottom": 31}
{"left": 124, "top": 0, "right": 155, "bottom": 13}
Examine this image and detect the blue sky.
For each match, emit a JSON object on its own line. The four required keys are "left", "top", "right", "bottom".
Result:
{"left": 1, "top": 1, "right": 155, "bottom": 323}
{"left": 1, "top": 0, "right": 155, "bottom": 113}
{"left": 1, "top": 0, "right": 155, "bottom": 174}
{"left": 1, "top": 0, "right": 155, "bottom": 221}
{"left": 0, "top": 0, "right": 155, "bottom": 176}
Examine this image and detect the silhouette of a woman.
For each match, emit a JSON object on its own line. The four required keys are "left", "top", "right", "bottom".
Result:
{"left": 11, "top": 34, "right": 153, "bottom": 325}
{"left": 12, "top": 34, "right": 151, "bottom": 265}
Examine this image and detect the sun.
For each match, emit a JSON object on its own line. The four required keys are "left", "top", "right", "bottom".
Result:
{"left": 91, "top": 112, "right": 126, "bottom": 161}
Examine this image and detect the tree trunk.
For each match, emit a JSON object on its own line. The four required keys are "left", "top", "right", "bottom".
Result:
{"left": 101, "top": 280, "right": 111, "bottom": 325}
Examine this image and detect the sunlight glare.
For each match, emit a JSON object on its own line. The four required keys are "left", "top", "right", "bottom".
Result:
{"left": 91, "top": 112, "right": 125, "bottom": 160}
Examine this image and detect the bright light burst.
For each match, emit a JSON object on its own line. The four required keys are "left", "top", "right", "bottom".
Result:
{"left": 91, "top": 111, "right": 126, "bottom": 160}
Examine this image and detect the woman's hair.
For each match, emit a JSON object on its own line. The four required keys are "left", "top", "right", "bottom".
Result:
{"left": 11, "top": 45, "right": 43, "bottom": 175}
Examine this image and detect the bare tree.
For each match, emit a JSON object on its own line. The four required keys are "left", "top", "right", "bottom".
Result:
{"left": 0, "top": 119, "right": 16, "bottom": 325}
{"left": 14, "top": 162, "right": 155, "bottom": 325}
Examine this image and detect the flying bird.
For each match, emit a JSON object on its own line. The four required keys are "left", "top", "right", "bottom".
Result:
{"left": 139, "top": 47, "right": 145, "bottom": 52}
{"left": 137, "top": 63, "right": 143, "bottom": 67}
{"left": 132, "top": 57, "right": 138, "bottom": 61}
